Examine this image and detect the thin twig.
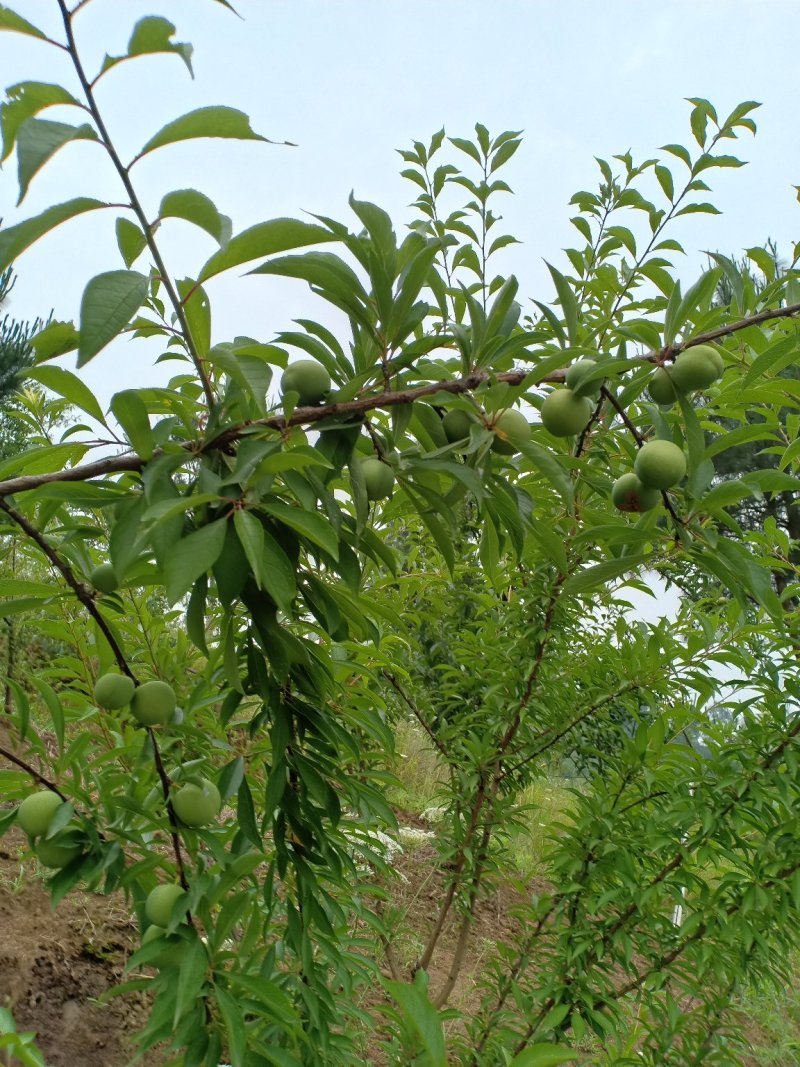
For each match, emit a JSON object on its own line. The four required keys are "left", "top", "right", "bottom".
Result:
{"left": 0, "top": 499, "right": 134, "bottom": 678}
{"left": 0, "top": 744, "right": 66, "bottom": 797}
{"left": 381, "top": 671, "right": 450, "bottom": 760}
{"left": 56, "top": 0, "right": 216, "bottom": 409}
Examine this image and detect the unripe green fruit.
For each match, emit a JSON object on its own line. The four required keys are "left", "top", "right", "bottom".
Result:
{"left": 280, "top": 360, "right": 331, "bottom": 405}
{"left": 540, "top": 389, "right": 594, "bottom": 437}
{"left": 36, "top": 835, "right": 83, "bottom": 869}
{"left": 634, "top": 440, "right": 687, "bottom": 490}
{"left": 93, "top": 672, "right": 135, "bottom": 710}
{"left": 145, "top": 883, "right": 184, "bottom": 927}
{"left": 442, "top": 409, "right": 476, "bottom": 444}
{"left": 670, "top": 345, "right": 723, "bottom": 392}
{"left": 171, "top": 778, "right": 221, "bottom": 828}
{"left": 491, "top": 409, "right": 531, "bottom": 455}
{"left": 361, "top": 458, "right": 395, "bottom": 501}
{"left": 647, "top": 368, "right": 679, "bottom": 406}
{"left": 611, "top": 473, "right": 662, "bottom": 513}
{"left": 89, "top": 563, "right": 118, "bottom": 594}
{"left": 17, "top": 790, "right": 62, "bottom": 838}
{"left": 565, "top": 359, "right": 601, "bottom": 399}
{"left": 131, "top": 680, "right": 176, "bottom": 726}
{"left": 141, "top": 925, "right": 190, "bottom": 969}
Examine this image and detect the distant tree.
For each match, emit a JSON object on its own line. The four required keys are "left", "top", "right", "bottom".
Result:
{"left": 0, "top": 265, "right": 48, "bottom": 458}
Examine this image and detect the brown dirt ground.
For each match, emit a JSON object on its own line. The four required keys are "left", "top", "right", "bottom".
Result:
{"left": 0, "top": 829, "right": 155, "bottom": 1067}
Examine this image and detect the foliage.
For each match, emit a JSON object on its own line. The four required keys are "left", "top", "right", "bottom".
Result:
{"left": 0, "top": 5, "right": 800, "bottom": 1066}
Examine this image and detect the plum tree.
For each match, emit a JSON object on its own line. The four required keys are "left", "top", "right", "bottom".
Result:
{"left": 634, "top": 439, "right": 687, "bottom": 490}
{"left": 361, "top": 457, "right": 395, "bottom": 500}
{"left": 170, "top": 778, "right": 221, "bottom": 827}
{"left": 0, "top": 16, "right": 797, "bottom": 1064}
{"left": 130, "top": 680, "right": 176, "bottom": 726}
{"left": 540, "top": 388, "right": 594, "bottom": 437}
{"left": 16, "top": 790, "right": 62, "bottom": 838}
{"left": 280, "top": 360, "right": 331, "bottom": 405}
{"left": 93, "top": 672, "right": 135, "bottom": 710}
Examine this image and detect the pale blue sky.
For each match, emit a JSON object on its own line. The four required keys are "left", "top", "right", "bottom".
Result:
{"left": 1, "top": 0, "right": 798, "bottom": 405}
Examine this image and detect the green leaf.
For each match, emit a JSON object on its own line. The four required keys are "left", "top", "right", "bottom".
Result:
{"left": 517, "top": 439, "right": 574, "bottom": 507}
{"left": 0, "top": 5, "right": 47, "bottom": 40}
{"left": 509, "top": 1045, "right": 579, "bottom": 1066}
{"left": 259, "top": 529, "right": 298, "bottom": 614}
{"left": 159, "top": 188, "right": 231, "bottom": 244}
{"left": 384, "top": 976, "right": 446, "bottom": 1067}
{"left": 674, "top": 202, "right": 722, "bottom": 217}
{"left": 29, "top": 320, "right": 79, "bottom": 361}
{"left": 0, "top": 198, "right": 107, "bottom": 274}
{"left": 110, "top": 390, "right": 155, "bottom": 459}
{"left": 100, "top": 16, "right": 193, "bottom": 78}
{"left": 200, "top": 218, "right": 336, "bottom": 281}
{"left": 134, "top": 106, "right": 273, "bottom": 163}
{"left": 562, "top": 555, "right": 648, "bottom": 596}
{"left": 163, "top": 519, "right": 228, "bottom": 605}
{"left": 262, "top": 501, "right": 339, "bottom": 561}
{"left": 16, "top": 118, "right": 98, "bottom": 203}
{"left": 78, "top": 270, "right": 148, "bottom": 366}
{"left": 115, "top": 217, "right": 147, "bottom": 268}
{"left": 233, "top": 509, "right": 265, "bottom": 588}
{"left": 546, "top": 262, "right": 579, "bottom": 344}
{"left": 1, "top": 81, "right": 81, "bottom": 163}
{"left": 24, "top": 365, "right": 106, "bottom": 425}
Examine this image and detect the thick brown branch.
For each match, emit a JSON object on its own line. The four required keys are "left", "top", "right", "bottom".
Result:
{"left": 3, "top": 297, "right": 800, "bottom": 500}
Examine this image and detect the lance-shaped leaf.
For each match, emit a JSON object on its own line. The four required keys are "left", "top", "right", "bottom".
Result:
{"left": 99, "top": 16, "right": 193, "bottom": 79}
{"left": 1, "top": 81, "right": 82, "bottom": 162}
{"left": 132, "top": 106, "right": 277, "bottom": 164}
{"left": 0, "top": 5, "right": 47, "bottom": 39}
{"left": 78, "top": 270, "right": 148, "bottom": 366}
{"left": 159, "top": 188, "right": 231, "bottom": 244}
{"left": 163, "top": 519, "right": 228, "bottom": 604}
{"left": 111, "top": 390, "right": 155, "bottom": 460}
{"left": 115, "top": 217, "right": 147, "bottom": 268}
{"left": 0, "top": 198, "right": 107, "bottom": 274}
{"left": 199, "top": 218, "right": 336, "bottom": 281}
{"left": 16, "top": 118, "right": 99, "bottom": 203}
{"left": 25, "top": 365, "right": 107, "bottom": 426}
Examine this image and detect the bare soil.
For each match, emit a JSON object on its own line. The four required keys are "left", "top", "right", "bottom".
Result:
{"left": 0, "top": 830, "right": 153, "bottom": 1067}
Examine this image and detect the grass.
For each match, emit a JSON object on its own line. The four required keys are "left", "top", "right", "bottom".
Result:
{"left": 735, "top": 962, "right": 800, "bottom": 1065}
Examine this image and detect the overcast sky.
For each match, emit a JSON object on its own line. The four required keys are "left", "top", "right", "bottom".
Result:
{"left": 1, "top": 0, "right": 798, "bottom": 408}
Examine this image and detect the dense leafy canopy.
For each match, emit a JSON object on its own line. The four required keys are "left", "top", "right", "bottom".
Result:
{"left": 1, "top": 4, "right": 800, "bottom": 1066}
